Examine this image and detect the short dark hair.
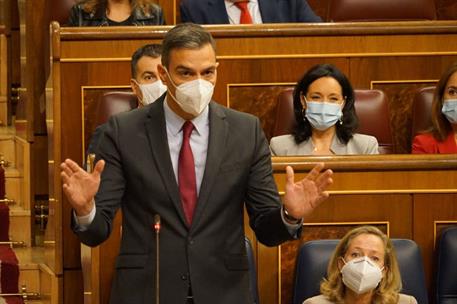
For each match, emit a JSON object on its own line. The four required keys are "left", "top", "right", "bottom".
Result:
{"left": 161, "top": 23, "right": 216, "bottom": 68}
{"left": 293, "top": 64, "right": 358, "bottom": 144}
{"left": 430, "top": 61, "right": 457, "bottom": 141}
{"left": 131, "top": 43, "right": 162, "bottom": 78}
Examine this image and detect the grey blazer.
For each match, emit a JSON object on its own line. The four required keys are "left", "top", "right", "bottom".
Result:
{"left": 270, "top": 133, "right": 379, "bottom": 156}
{"left": 72, "top": 96, "right": 296, "bottom": 304}
{"left": 303, "top": 294, "right": 418, "bottom": 304}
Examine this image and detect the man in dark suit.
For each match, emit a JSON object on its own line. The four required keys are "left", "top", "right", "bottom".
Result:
{"left": 61, "top": 23, "right": 332, "bottom": 304}
{"left": 180, "top": 0, "right": 322, "bottom": 24}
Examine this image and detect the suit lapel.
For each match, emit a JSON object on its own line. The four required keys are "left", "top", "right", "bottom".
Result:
{"left": 208, "top": 0, "right": 230, "bottom": 23}
{"left": 258, "top": 0, "right": 276, "bottom": 23}
{"left": 191, "top": 102, "right": 228, "bottom": 229}
{"left": 144, "top": 97, "right": 188, "bottom": 226}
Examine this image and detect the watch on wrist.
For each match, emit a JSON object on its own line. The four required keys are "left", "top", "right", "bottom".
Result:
{"left": 283, "top": 208, "right": 301, "bottom": 224}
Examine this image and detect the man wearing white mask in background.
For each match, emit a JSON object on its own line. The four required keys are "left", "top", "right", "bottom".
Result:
{"left": 130, "top": 43, "right": 167, "bottom": 106}
{"left": 61, "top": 23, "right": 333, "bottom": 304}
{"left": 86, "top": 43, "right": 166, "bottom": 156}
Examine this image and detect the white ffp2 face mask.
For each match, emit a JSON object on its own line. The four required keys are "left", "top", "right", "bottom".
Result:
{"left": 165, "top": 69, "right": 214, "bottom": 117}
{"left": 135, "top": 79, "right": 167, "bottom": 105}
{"left": 340, "top": 256, "right": 383, "bottom": 294}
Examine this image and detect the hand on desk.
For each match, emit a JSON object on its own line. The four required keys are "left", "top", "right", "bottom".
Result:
{"left": 283, "top": 163, "right": 333, "bottom": 220}
{"left": 60, "top": 158, "right": 105, "bottom": 216}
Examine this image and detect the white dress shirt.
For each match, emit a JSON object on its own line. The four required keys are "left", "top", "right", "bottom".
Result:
{"left": 224, "top": 0, "right": 263, "bottom": 24}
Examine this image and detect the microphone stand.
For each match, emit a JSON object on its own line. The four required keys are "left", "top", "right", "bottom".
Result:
{"left": 153, "top": 214, "right": 161, "bottom": 304}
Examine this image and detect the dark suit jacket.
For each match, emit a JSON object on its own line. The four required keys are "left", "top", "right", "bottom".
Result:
{"left": 73, "top": 96, "right": 297, "bottom": 304}
{"left": 180, "top": 0, "right": 322, "bottom": 24}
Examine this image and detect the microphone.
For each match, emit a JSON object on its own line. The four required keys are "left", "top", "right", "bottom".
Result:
{"left": 154, "top": 214, "right": 161, "bottom": 233}
{"left": 153, "top": 214, "right": 161, "bottom": 304}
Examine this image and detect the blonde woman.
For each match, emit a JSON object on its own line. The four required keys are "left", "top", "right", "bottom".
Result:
{"left": 303, "top": 226, "right": 417, "bottom": 304}
{"left": 68, "top": 0, "right": 164, "bottom": 26}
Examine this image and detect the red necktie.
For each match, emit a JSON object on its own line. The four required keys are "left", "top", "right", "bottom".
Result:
{"left": 234, "top": 1, "right": 253, "bottom": 24}
{"left": 178, "top": 121, "right": 197, "bottom": 226}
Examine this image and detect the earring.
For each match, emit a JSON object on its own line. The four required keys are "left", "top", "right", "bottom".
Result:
{"left": 339, "top": 116, "right": 343, "bottom": 125}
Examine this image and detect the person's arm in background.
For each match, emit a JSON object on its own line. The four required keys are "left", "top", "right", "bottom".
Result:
{"left": 179, "top": 0, "right": 193, "bottom": 23}
{"left": 296, "top": 0, "right": 322, "bottom": 22}
{"left": 155, "top": 4, "right": 166, "bottom": 25}
{"left": 66, "top": 5, "right": 81, "bottom": 26}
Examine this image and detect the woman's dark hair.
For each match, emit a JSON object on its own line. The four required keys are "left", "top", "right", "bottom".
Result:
{"left": 429, "top": 61, "right": 457, "bottom": 141}
{"left": 293, "top": 64, "right": 358, "bottom": 145}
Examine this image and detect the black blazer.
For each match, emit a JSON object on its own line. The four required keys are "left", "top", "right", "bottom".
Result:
{"left": 180, "top": 0, "right": 322, "bottom": 24}
{"left": 73, "top": 96, "right": 297, "bottom": 304}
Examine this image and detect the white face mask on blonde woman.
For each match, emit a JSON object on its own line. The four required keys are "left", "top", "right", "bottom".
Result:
{"left": 339, "top": 233, "right": 386, "bottom": 295}
{"left": 341, "top": 256, "right": 383, "bottom": 294}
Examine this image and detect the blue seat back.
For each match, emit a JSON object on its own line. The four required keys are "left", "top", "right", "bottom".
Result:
{"left": 293, "top": 239, "right": 428, "bottom": 304}
{"left": 245, "top": 237, "right": 259, "bottom": 304}
{"left": 436, "top": 227, "right": 457, "bottom": 304}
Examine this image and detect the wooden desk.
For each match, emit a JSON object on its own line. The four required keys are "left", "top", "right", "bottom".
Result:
{"left": 46, "top": 22, "right": 457, "bottom": 303}
{"left": 263, "top": 155, "right": 457, "bottom": 304}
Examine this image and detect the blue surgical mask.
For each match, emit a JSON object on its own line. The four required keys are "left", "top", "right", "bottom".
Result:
{"left": 305, "top": 101, "right": 343, "bottom": 131}
{"left": 442, "top": 99, "right": 457, "bottom": 124}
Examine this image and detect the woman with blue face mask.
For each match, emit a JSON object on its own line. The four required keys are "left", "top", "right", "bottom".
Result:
{"left": 302, "top": 226, "right": 417, "bottom": 304}
{"left": 270, "top": 64, "right": 379, "bottom": 155}
{"left": 412, "top": 62, "right": 457, "bottom": 153}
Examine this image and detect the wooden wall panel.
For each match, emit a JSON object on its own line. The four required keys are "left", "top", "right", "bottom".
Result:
{"left": 0, "top": 0, "right": 15, "bottom": 127}
{"left": 0, "top": 28, "right": 7, "bottom": 125}
{"left": 308, "top": 0, "right": 330, "bottom": 21}
{"left": 434, "top": 0, "right": 457, "bottom": 19}
{"left": 63, "top": 270, "right": 84, "bottom": 304}
{"left": 228, "top": 85, "right": 293, "bottom": 140}
{"left": 158, "top": 0, "right": 176, "bottom": 24}
{"left": 59, "top": 62, "right": 131, "bottom": 269}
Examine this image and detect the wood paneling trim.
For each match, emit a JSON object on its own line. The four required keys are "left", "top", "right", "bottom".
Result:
{"left": 46, "top": 20, "right": 63, "bottom": 275}
{"left": 50, "top": 22, "right": 61, "bottom": 61}
{"left": 272, "top": 154, "right": 457, "bottom": 171}
{"left": 56, "top": 21, "right": 457, "bottom": 40}
{"left": 59, "top": 51, "right": 457, "bottom": 63}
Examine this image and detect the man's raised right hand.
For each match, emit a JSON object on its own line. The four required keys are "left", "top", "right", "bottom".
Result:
{"left": 60, "top": 158, "right": 105, "bottom": 216}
